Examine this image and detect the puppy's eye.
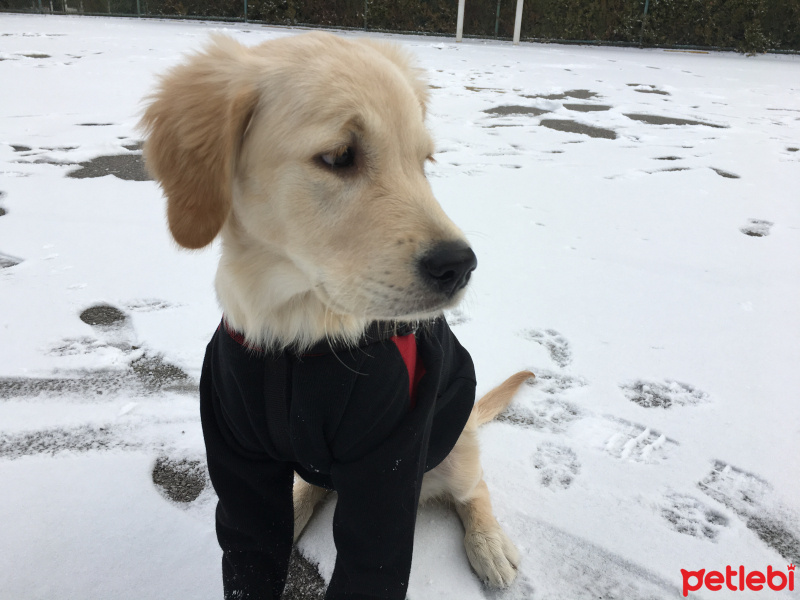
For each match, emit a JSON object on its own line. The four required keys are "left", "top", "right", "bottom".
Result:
{"left": 319, "top": 146, "right": 356, "bottom": 170}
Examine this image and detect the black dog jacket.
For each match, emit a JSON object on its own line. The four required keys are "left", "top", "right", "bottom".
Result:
{"left": 200, "top": 316, "right": 476, "bottom": 599}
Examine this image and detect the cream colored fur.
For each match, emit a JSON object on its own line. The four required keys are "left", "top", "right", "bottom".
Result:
{"left": 140, "top": 31, "right": 533, "bottom": 588}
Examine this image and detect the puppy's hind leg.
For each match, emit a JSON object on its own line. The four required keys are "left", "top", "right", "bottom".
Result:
{"left": 293, "top": 476, "right": 329, "bottom": 543}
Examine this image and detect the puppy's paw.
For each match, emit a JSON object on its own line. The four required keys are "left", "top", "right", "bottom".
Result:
{"left": 464, "top": 526, "right": 520, "bottom": 588}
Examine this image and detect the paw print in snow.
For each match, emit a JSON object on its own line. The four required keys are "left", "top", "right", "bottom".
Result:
{"left": 698, "top": 461, "right": 800, "bottom": 564}
{"left": 532, "top": 443, "right": 580, "bottom": 490}
{"left": 523, "top": 328, "right": 572, "bottom": 368}
{"left": 658, "top": 492, "right": 729, "bottom": 541}
{"left": 497, "top": 398, "right": 581, "bottom": 434}
{"left": 620, "top": 379, "right": 708, "bottom": 409}
{"left": 526, "top": 368, "right": 587, "bottom": 395}
{"left": 604, "top": 421, "right": 676, "bottom": 463}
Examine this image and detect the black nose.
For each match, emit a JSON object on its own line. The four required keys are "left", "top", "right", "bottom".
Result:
{"left": 419, "top": 241, "right": 478, "bottom": 297}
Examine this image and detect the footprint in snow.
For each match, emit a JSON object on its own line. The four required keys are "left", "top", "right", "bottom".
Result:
{"left": 525, "top": 368, "right": 587, "bottom": 395}
{"left": 698, "top": 461, "right": 800, "bottom": 564}
{"left": 604, "top": 419, "right": 677, "bottom": 463}
{"left": 620, "top": 379, "right": 708, "bottom": 409}
{"left": 532, "top": 443, "right": 581, "bottom": 490}
{"left": 497, "top": 397, "right": 581, "bottom": 434}
{"left": 657, "top": 492, "right": 729, "bottom": 541}
{"left": 523, "top": 328, "right": 573, "bottom": 368}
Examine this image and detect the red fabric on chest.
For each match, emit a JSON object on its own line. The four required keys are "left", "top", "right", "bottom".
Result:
{"left": 390, "top": 333, "right": 426, "bottom": 409}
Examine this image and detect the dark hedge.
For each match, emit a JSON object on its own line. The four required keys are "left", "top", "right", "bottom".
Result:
{"left": 2, "top": 0, "right": 798, "bottom": 52}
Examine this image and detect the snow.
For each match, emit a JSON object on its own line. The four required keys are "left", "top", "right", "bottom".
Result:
{"left": 1, "top": 14, "right": 799, "bottom": 600}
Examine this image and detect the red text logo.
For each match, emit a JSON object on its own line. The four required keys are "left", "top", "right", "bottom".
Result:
{"left": 681, "top": 564, "right": 795, "bottom": 597}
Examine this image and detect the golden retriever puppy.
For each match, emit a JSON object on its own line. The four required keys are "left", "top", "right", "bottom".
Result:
{"left": 141, "top": 31, "right": 531, "bottom": 598}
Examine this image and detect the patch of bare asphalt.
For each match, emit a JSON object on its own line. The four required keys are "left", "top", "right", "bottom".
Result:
{"left": 540, "top": 119, "right": 617, "bottom": 140}
{"left": 711, "top": 168, "right": 740, "bottom": 179}
{"left": 80, "top": 304, "right": 128, "bottom": 327}
{"left": 653, "top": 167, "right": 691, "bottom": 174}
{"left": 483, "top": 105, "right": 550, "bottom": 116}
{"left": 285, "top": 548, "right": 327, "bottom": 600}
{"left": 0, "top": 425, "right": 128, "bottom": 459}
{"left": 152, "top": 456, "right": 208, "bottom": 503}
{"left": 10, "top": 145, "right": 32, "bottom": 152}
{"left": 624, "top": 114, "right": 727, "bottom": 128}
{"left": 563, "top": 104, "right": 612, "bottom": 112}
{"left": 67, "top": 153, "right": 151, "bottom": 181}
{"left": 0, "top": 353, "right": 196, "bottom": 400}
{"left": 0, "top": 252, "right": 22, "bottom": 269}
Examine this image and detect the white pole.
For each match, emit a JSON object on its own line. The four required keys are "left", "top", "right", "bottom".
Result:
{"left": 513, "top": 0, "right": 524, "bottom": 45}
{"left": 456, "top": 0, "right": 465, "bottom": 42}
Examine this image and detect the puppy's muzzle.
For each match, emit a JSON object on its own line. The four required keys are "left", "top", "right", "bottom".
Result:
{"left": 419, "top": 241, "right": 478, "bottom": 298}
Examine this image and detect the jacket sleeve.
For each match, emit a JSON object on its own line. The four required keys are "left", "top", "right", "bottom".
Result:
{"left": 326, "top": 400, "right": 433, "bottom": 599}
{"left": 322, "top": 342, "right": 440, "bottom": 599}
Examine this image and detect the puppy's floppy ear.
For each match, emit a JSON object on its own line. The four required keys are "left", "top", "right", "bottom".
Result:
{"left": 140, "top": 36, "right": 259, "bottom": 249}
{"left": 357, "top": 39, "right": 430, "bottom": 119}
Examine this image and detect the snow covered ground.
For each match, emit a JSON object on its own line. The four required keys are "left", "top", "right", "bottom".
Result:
{"left": 1, "top": 14, "right": 799, "bottom": 600}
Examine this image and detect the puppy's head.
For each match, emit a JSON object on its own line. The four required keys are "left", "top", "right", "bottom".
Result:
{"left": 141, "top": 32, "right": 475, "bottom": 324}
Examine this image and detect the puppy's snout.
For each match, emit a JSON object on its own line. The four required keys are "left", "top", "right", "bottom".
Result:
{"left": 419, "top": 241, "right": 478, "bottom": 297}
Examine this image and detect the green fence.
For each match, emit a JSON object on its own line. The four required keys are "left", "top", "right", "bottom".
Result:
{"left": 2, "top": 0, "right": 798, "bottom": 53}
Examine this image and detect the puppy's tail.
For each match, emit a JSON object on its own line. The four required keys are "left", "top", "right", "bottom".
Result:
{"left": 473, "top": 370, "right": 535, "bottom": 426}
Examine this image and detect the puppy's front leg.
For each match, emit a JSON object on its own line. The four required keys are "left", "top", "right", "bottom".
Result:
{"left": 293, "top": 476, "right": 329, "bottom": 543}
{"left": 455, "top": 478, "right": 520, "bottom": 588}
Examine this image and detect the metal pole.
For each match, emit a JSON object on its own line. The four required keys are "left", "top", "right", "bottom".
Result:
{"left": 639, "top": 0, "right": 651, "bottom": 46}
{"left": 494, "top": 0, "right": 501, "bottom": 38}
{"left": 456, "top": 0, "right": 465, "bottom": 41}
{"left": 137, "top": 0, "right": 141, "bottom": 16}
{"left": 513, "top": 0, "right": 523, "bottom": 44}
{"left": 243, "top": 0, "right": 247, "bottom": 22}
{"left": 364, "top": 0, "right": 368, "bottom": 30}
